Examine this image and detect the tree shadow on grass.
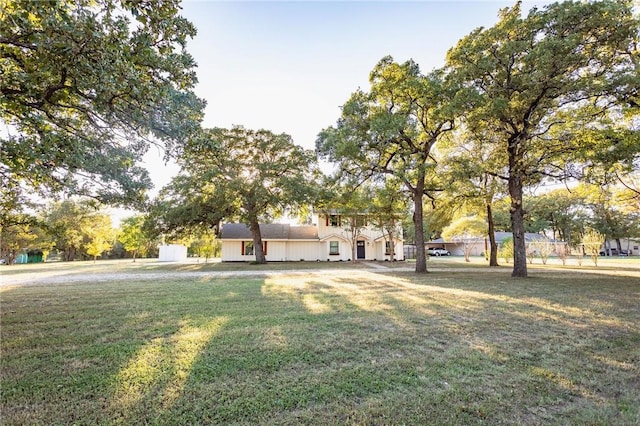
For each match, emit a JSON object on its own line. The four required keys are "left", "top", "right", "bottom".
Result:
{"left": 2, "top": 270, "right": 638, "bottom": 424}
{"left": 148, "top": 270, "right": 639, "bottom": 424}
{"left": 1, "top": 277, "right": 262, "bottom": 424}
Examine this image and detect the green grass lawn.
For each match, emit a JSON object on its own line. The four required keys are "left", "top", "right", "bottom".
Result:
{"left": 1, "top": 260, "right": 639, "bottom": 424}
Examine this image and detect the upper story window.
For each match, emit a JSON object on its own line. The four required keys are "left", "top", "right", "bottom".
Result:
{"left": 355, "top": 215, "right": 367, "bottom": 227}
{"left": 324, "top": 214, "right": 379, "bottom": 229}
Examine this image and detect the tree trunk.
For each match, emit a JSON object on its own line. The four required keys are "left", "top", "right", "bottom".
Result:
{"left": 249, "top": 220, "right": 266, "bottom": 263}
{"left": 6, "top": 251, "right": 17, "bottom": 265}
{"left": 386, "top": 227, "right": 396, "bottom": 261}
{"left": 464, "top": 242, "right": 471, "bottom": 262}
{"left": 487, "top": 203, "right": 499, "bottom": 267}
{"left": 65, "top": 247, "right": 76, "bottom": 262}
{"left": 413, "top": 186, "right": 428, "bottom": 273}
{"left": 351, "top": 218, "right": 358, "bottom": 264}
{"left": 508, "top": 173, "right": 528, "bottom": 278}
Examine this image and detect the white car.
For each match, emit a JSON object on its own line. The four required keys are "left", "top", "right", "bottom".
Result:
{"left": 427, "top": 248, "right": 450, "bottom": 256}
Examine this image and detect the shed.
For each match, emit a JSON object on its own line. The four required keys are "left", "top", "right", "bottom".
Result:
{"left": 158, "top": 244, "right": 188, "bottom": 262}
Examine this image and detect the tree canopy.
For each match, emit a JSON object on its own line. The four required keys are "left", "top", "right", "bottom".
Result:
{"left": 3, "top": 0, "right": 639, "bottom": 269}
{"left": 153, "top": 126, "right": 319, "bottom": 263}
{"left": 118, "top": 215, "right": 153, "bottom": 261}
{"left": 1, "top": 0, "right": 205, "bottom": 207}
{"left": 317, "top": 56, "right": 460, "bottom": 273}
{"left": 441, "top": 126, "right": 509, "bottom": 266}
{"left": 42, "top": 198, "right": 114, "bottom": 261}
{"left": 522, "top": 189, "right": 586, "bottom": 246}
{"left": 446, "top": 0, "right": 639, "bottom": 277}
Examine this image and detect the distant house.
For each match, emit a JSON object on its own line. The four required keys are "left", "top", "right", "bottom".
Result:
{"left": 426, "top": 232, "right": 565, "bottom": 257}
{"left": 220, "top": 213, "right": 404, "bottom": 262}
{"left": 601, "top": 238, "right": 639, "bottom": 256}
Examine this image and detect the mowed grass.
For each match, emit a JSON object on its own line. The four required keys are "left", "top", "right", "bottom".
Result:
{"left": 1, "top": 261, "right": 639, "bottom": 425}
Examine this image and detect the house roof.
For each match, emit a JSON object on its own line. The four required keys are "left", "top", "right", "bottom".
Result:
{"left": 319, "top": 233, "right": 350, "bottom": 242}
{"left": 495, "top": 232, "right": 559, "bottom": 242}
{"left": 221, "top": 223, "right": 318, "bottom": 240}
{"left": 289, "top": 225, "right": 319, "bottom": 240}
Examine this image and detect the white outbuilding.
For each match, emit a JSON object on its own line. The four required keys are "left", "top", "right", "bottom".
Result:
{"left": 158, "top": 244, "right": 188, "bottom": 262}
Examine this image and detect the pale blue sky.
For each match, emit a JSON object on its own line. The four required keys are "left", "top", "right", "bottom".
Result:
{"left": 143, "top": 0, "right": 550, "bottom": 193}
{"left": 181, "top": 0, "right": 550, "bottom": 149}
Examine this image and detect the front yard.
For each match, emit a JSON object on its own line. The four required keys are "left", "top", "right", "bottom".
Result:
{"left": 1, "top": 259, "right": 639, "bottom": 424}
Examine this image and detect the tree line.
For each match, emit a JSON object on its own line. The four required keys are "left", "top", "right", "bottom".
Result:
{"left": 1, "top": 0, "right": 638, "bottom": 276}
{"left": 0, "top": 198, "right": 221, "bottom": 264}
{"left": 1, "top": 178, "right": 636, "bottom": 267}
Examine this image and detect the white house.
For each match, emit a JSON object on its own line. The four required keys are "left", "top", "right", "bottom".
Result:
{"left": 220, "top": 213, "right": 404, "bottom": 262}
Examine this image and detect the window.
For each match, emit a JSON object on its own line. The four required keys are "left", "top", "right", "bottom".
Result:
{"left": 329, "top": 241, "right": 339, "bottom": 255}
{"left": 355, "top": 215, "right": 367, "bottom": 227}
{"left": 385, "top": 241, "right": 394, "bottom": 255}
{"left": 242, "top": 241, "right": 267, "bottom": 256}
{"left": 329, "top": 215, "right": 341, "bottom": 227}
{"left": 242, "top": 241, "right": 254, "bottom": 256}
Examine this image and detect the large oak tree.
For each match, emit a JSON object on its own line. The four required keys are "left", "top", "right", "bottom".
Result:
{"left": 317, "top": 56, "right": 460, "bottom": 273}
{"left": 447, "top": 0, "right": 639, "bottom": 277}
{"left": 153, "top": 126, "right": 319, "bottom": 263}
{"left": 1, "top": 0, "right": 205, "bottom": 208}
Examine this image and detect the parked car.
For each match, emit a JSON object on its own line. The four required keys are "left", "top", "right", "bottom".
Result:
{"left": 427, "top": 247, "right": 450, "bottom": 256}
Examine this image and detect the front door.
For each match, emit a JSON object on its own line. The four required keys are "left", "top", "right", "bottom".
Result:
{"left": 357, "top": 240, "right": 366, "bottom": 259}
